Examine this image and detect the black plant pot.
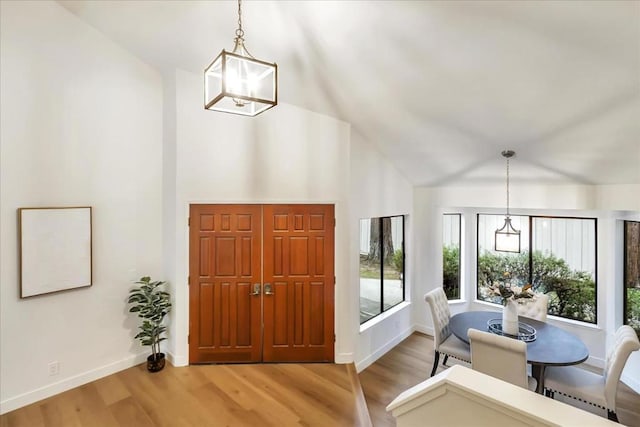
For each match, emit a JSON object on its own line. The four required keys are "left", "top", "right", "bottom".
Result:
{"left": 147, "top": 352, "right": 166, "bottom": 373}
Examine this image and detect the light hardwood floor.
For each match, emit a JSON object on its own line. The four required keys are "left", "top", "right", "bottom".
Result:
{"left": 2, "top": 334, "right": 639, "bottom": 426}
{"left": 358, "top": 332, "right": 640, "bottom": 427}
{"left": 0, "top": 363, "right": 371, "bottom": 427}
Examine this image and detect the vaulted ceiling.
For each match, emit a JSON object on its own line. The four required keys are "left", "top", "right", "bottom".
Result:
{"left": 58, "top": 0, "right": 640, "bottom": 187}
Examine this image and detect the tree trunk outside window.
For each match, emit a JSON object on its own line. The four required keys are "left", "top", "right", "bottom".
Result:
{"left": 627, "top": 222, "right": 640, "bottom": 288}
{"left": 368, "top": 217, "right": 395, "bottom": 265}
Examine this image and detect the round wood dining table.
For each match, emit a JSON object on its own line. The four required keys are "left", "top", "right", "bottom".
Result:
{"left": 449, "top": 310, "right": 589, "bottom": 394}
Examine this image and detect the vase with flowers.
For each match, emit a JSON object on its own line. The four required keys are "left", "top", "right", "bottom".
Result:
{"left": 493, "top": 283, "right": 536, "bottom": 336}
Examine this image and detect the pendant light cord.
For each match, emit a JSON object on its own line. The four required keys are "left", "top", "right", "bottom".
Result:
{"left": 232, "top": 0, "right": 254, "bottom": 57}
{"left": 506, "top": 155, "right": 510, "bottom": 217}
{"left": 235, "top": 0, "right": 244, "bottom": 40}
{"left": 501, "top": 150, "right": 515, "bottom": 218}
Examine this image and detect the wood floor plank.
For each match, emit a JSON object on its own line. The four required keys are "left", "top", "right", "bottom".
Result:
{"left": 234, "top": 365, "right": 344, "bottom": 427}
{"left": 93, "top": 374, "right": 130, "bottom": 407}
{"left": 108, "top": 397, "right": 155, "bottom": 427}
{"left": 188, "top": 382, "right": 245, "bottom": 427}
{"left": 0, "top": 404, "right": 44, "bottom": 427}
{"left": 198, "top": 365, "right": 303, "bottom": 426}
{"left": 71, "top": 384, "right": 120, "bottom": 427}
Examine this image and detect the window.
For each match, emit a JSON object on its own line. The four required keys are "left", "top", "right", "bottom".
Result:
{"left": 443, "top": 214, "right": 461, "bottom": 299}
{"left": 477, "top": 214, "right": 530, "bottom": 301}
{"left": 477, "top": 214, "right": 597, "bottom": 323}
{"left": 359, "top": 216, "right": 405, "bottom": 324}
{"left": 624, "top": 221, "right": 640, "bottom": 337}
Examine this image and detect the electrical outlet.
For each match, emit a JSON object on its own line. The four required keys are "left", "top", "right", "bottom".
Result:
{"left": 48, "top": 361, "right": 59, "bottom": 376}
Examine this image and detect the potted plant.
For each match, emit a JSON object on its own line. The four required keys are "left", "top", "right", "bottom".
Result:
{"left": 127, "top": 276, "right": 171, "bottom": 372}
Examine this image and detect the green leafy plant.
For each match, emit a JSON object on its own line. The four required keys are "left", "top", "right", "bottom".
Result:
{"left": 627, "top": 288, "right": 640, "bottom": 337}
{"left": 393, "top": 249, "right": 404, "bottom": 273}
{"left": 443, "top": 245, "right": 460, "bottom": 299}
{"left": 478, "top": 251, "right": 596, "bottom": 323}
{"left": 127, "top": 276, "right": 171, "bottom": 361}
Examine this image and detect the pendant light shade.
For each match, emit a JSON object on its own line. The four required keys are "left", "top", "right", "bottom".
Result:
{"left": 495, "top": 216, "right": 521, "bottom": 253}
{"left": 204, "top": 0, "right": 277, "bottom": 116}
{"left": 495, "top": 150, "right": 521, "bottom": 253}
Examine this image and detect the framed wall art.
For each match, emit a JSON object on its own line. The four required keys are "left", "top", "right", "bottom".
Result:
{"left": 18, "top": 207, "right": 92, "bottom": 298}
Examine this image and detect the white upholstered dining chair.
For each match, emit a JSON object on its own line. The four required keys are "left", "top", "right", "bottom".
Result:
{"left": 424, "top": 288, "right": 471, "bottom": 377}
{"left": 468, "top": 328, "right": 537, "bottom": 391}
{"left": 544, "top": 325, "right": 640, "bottom": 422}
{"left": 516, "top": 293, "right": 549, "bottom": 322}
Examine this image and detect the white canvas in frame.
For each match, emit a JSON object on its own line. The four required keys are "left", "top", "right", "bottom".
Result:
{"left": 19, "top": 207, "right": 92, "bottom": 298}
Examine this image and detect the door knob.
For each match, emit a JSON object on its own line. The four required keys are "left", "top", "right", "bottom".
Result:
{"left": 264, "top": 283, "right": 274, "bottom": 295}
{"left": 250, "top": 283, "right": 261, "bottom": 296}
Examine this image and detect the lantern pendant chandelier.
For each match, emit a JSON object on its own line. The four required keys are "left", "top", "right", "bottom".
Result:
{"left": 204, "top": 0, "right": 277, "bottom": 116}
{"left": 495, "top": 150, "right": 521, "bottom": 253}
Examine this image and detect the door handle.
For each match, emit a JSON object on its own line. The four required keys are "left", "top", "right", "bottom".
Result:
{"left": 250, "top": 283, "right": 261, "bottom": 296}
{"left": 264, "top": 283, "right": 274, "bottom": 295}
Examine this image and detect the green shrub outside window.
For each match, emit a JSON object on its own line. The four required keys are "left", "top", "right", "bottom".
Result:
{"left": 477, "top": 215, "right": 597, "bottom": 324}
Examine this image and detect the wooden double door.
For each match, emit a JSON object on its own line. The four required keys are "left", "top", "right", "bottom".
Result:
{"left": 189, "top": 204, "right": 335, "bottom": 364}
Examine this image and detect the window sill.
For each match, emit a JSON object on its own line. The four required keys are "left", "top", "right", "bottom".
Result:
{"left": 547, "top": 315, "right": 601, "bottom": 331}
{"left": 472, "top": 299, "right": 501, "bottom": 310}
{"left": 359, "top": 301, "right": 411, "bottom": 333}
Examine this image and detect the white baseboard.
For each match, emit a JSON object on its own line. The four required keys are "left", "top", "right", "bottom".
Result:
{"left": 335, "top": 352, "right": 354, "bottom": 364}
{"left": 167, "top": 351, "right": 188, "bottom": 367}
{"left": 0, "top": 352, "right": 148, "bottom": 415}
{"left": 413, "top": 323, "right": 433, "bottom": 337}
{"left": 355, "top": 326, "right": 414, "bottom": 373}
{"left": 585, "top": 355, "right": 605, "bottom": 370}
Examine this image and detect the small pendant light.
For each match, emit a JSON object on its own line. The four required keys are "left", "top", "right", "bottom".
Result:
{"left": 495, "top": 150, "right": 521, "bottom": 253}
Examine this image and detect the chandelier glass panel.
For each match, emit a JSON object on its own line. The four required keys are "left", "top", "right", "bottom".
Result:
{"left": 204, "top": 0, "right": 277, "bottom": 116}
{"left": 495, "top": 150, "right": 521, "bottom": 253}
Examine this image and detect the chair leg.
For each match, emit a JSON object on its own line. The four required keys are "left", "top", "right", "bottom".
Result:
{"left": 442, "top": 354, "right": 449, "bottom": 366}
{"left": 430, "top": 351, "right": 440, "bottom": 377}
{"left": 607, "top": 410, "right": 618, "bottom": 423}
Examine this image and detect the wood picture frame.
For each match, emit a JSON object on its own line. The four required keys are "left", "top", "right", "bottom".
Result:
{"left": 18, "top": 207, "right": 92, "bottom": 298}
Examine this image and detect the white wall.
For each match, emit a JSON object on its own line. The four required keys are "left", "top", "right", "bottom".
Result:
{"left": 0, "top": 1, "right": 163, "bottom": 413}
{"left": 413, "top": 183, "right": 640, "bottom": 391}
{"left": 350, "top": 130, "right": 414, "bottom": 371}
{"left": 595, "top": 184, "right": 640, "bottom": 212}
{"left": 165, "top": 69, "right": 352, "bottom": 365}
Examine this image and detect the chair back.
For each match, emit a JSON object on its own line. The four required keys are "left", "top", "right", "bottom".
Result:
{"left": 517, "top": 294, "right": 549, "bottom": 322}
{"left": 424, "top": 288, "right": 452, "bottom": 349}
{"left": 603, "top": 325, "right": 640, "bottom": 410}
{"left": 468, "top": 328, "right": 529, "bottom": 389}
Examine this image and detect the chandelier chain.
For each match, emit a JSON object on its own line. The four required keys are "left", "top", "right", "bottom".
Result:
{"left": 506, "top": 155, "right": 510, "bottom": 217}
{"left": 235, "top": 0, "right": 244, "bottom": 39}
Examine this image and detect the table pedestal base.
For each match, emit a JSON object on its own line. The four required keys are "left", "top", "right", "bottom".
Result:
{"left": 531, "top": 364, "right": 546, "bottom": 394}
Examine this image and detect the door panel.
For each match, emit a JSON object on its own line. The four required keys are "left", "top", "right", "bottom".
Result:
{"left": 263, "top": 204, "right": 335, "bottom": 362}
{"left": 189, "top": 204, "right": 334, "bottom": 364}
{"left": 189, "top": 205, "right": 262, "bottom": 363}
